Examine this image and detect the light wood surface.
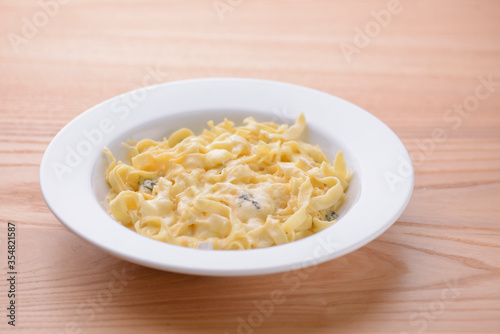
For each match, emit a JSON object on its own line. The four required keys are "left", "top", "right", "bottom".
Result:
{"left": 1, "top": 0, "right": 500, "bottom": 333}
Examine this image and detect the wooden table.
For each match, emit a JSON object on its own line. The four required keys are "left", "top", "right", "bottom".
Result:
{"left": 1, "top": 0, "right": 499, "bottom": 333}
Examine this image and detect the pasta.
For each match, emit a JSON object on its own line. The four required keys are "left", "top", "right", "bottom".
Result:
{"left": 103, "top": 114, "right": 350, "bottom": 250}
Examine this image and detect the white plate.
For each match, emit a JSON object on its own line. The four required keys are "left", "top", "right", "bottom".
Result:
{"left": 40, "top": 78, "right": 414, "bottom": 276}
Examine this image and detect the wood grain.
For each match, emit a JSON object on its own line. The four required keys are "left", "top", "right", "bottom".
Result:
{"left": 1, "top": 0, "right": 499, "bottom": 333}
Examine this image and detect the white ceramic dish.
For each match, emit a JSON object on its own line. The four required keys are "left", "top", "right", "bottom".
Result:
{"left": 40, "top": 78, "right": 414, "bottom": 276}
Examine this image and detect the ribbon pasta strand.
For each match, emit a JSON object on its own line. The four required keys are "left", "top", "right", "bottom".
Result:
{"left": 104, "top": 114, "right": 350, "bottom": 250}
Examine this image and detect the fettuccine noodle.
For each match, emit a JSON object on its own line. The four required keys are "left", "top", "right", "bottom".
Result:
{"left": 104, "top": 114, "right": 350, "bottom": 250}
